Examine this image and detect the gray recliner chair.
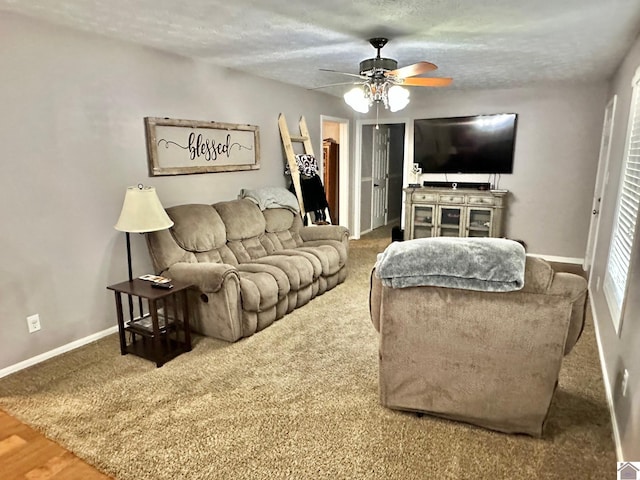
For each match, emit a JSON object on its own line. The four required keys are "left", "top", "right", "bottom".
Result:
{"left": 369, "top": 237, "right": 587, "bottom": 437}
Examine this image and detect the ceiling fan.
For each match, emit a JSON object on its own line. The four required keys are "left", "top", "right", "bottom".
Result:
{"left": 319, "top": 37, "right": 453, "bottom": 113}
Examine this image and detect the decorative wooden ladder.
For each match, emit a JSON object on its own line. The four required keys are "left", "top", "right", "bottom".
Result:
{"left": 278, "top": 113, "right": 315, "bottom": 219}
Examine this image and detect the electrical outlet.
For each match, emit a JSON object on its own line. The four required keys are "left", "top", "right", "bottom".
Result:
{"left": 622, "top": 369, "right": 630, "bottom": 397}
{"left": 27, "top": 314, "right": 41, "bottom": 333}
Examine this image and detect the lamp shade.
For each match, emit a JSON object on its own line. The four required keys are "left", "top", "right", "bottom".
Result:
{"left": 344, "top": 87, "right": 370, "bottom": 113}
{"left": 114, "top": 185, "right": 174, "bottom": 233}
{"left": 388, "top": 85, "right": 410, "bottom": 112}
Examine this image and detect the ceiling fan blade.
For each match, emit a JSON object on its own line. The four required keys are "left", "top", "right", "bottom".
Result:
{"left": 310, "top": 81, "right": 361, "bottom": 90}
{"left": 401, "top": 77, "right": 453, "bottom": 87}
{"left": 319, "top": 68, "right": 367, "bottom": 80}
{"left": 387, "top": 61, "right": 438, "bottom": 78}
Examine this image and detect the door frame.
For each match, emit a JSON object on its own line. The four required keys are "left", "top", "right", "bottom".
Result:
{"left": 320, "top": 115, "right": 350, "bottom": 229}
{"left": 584, "top": 95, "right": 617, "bottom": 273}
{"left": 353, "top": 117, "right": 409, "bottom": 239}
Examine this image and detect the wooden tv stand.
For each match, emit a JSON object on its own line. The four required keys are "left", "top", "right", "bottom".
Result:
{"left": 403, "top": 187, "right": 508, "bottom": 240}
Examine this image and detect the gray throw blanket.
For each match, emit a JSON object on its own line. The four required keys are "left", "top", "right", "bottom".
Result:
{"left": 240, "top": 187, "right": 300, "bottom": 212}
{"left": 375, "top": 237, "right": 526, "bottom": 292}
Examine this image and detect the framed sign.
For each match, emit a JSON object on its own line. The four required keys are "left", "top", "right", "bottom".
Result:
{"left": 144, "top": 117, "right": 260, "bottom": 176}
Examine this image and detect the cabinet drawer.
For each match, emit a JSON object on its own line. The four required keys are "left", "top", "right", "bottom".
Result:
{"left": 468, "top": 195, "right": 496, "bottom": 206}
{"left": 438, "top": 194, "right": 465, "bottom": 204}
{"left": 412, "top": 192, "right": 437, "bottom": 202}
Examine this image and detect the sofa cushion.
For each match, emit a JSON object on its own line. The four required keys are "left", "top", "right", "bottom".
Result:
{"left": 270, "top": 250, "right": 322, "bottom": 278}
{"left": 146, "top": 228, "right": 197, "bottom": 274}
{"left": 251, "top": 255, "right": 315, "bottom": 290}
{"left": 227, "top": 238, "right": 269, "bottom": 263}
{"left": 194, "top": 244, "right": 239, "bottom": 266}
{"left": 238, "top": 271, "right": 279, "bottom": 312}
{"left": 214, "top": 199, "right": 266, "bottom": 241}
{"left": 297, "top": 245, "right": 342, "bottom": 276}
{"left": 301, "top": 239, "right": 348, "bottom": 267}
{"left": 263, "top": 231, "right": 300, "bottom": 251}
{"left": 237, "top": 263, "right": 291, "bottom": 300}
{"left": 167, "top": 204, "right": 227, "bottom": 252}
{"left": 263, "top": 208, "right": 295, "bottom": 233}
{"left": 263, "top": 209, "right": 304, "bottom": 251}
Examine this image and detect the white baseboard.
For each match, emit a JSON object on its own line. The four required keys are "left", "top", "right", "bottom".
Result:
{"left": 0, "top": 325, "right": 118, "bottom": 379}
{"left": 528, "top": 253, "right": 584, "bottom": 265}
{"left": 589, "top": 290, "right": 624, "bottom": 461}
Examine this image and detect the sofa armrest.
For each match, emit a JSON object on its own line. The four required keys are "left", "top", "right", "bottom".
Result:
{"left": 547, "top": 272, "right": 588, "bottom": 355}
{"left": 299, "top": 225, "right": 349, "bottom": 244}
{"left": 165, "top": 262, "right": 239, "bottom": 293}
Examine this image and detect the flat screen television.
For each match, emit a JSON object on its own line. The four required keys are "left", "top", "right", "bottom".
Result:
{"left": 413, "top": 113, "right": 518, "bottom": 174}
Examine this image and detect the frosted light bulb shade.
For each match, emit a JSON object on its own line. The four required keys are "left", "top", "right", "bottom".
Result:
{"left": 388, "top": 85, "right": 410, "bottom": 112}
{"left": 344, "top": 87, "right": 370, "bottom": 113}
{"left": 114, "top": 185, "right": 174, "bottom": 233}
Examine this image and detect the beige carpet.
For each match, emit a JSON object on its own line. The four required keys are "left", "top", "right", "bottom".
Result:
{"left": 0, "top": 228, "right": 616, "bottom": 479}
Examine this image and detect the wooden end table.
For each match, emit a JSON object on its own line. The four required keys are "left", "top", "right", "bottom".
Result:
{"left": 107, "top": 279, "right": 193, "bottom": 367}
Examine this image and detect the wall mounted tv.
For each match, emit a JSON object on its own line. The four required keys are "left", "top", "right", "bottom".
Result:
{"left": 413, "top": 113, "right": 518, "bottom": 174}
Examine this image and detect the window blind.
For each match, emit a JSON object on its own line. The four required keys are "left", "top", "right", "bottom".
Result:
{"left": 603, "top": 71, "right": 640, "bottom": 331}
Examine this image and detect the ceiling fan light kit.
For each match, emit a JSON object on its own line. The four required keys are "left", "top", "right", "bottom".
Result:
{"left": 326, "top": 37, "right": 452, "bottom": 114}
{"left": 344, "top": 83, "right": 410, "bottom": 113}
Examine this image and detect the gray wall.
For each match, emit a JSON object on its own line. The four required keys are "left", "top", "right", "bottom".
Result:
{"left": 589, "top": 32, "right": 640, "bottom": 461}
{"left": 396, "top": 84, "right": 608, "bottom": 258}
{"left": 0, "top": 12, "right": 350, "bottom": 370}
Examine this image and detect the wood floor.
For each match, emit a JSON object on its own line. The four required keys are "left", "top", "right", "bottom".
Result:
{"left": 0, "top": 409, "right": 112, "bottom": 480}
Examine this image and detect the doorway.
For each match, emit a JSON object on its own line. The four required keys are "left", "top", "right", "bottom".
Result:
{"left": 356, "top": 121, "right": 406, "bottom": 236}
{"left": 321, "top": 116, "right": 350, "bottom": 228}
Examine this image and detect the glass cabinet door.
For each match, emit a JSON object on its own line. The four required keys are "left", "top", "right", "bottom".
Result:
{"left": 439, "top": 207, "right": 463, "bottom": 237}
{"left": 412, "top": 205, "right": 434, "bottom": 238}
{"left": 467, "top": 208, "right": 493, "bottom": 237}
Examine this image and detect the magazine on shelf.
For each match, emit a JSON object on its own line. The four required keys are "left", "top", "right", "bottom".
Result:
{"left": 138, "top": 274, "right": 171, "bottom": 284}
{"left": 127, "top": 315, "right": 169, "bottom": 334}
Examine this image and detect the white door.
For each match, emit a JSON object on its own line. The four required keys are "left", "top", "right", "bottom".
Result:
{"left": 372, "top": 126, "right": 390, "bottom": 229}
{"left": 584, "top": 95, "right": 617, "bottom": 271}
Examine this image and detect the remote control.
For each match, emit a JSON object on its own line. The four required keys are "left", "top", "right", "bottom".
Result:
{"left": 152, "top": 282, "right": 174, "bottom": 289}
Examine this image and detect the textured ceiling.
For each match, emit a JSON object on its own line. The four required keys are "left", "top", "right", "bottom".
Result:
{"left": 2, "top": 0, "right": 640, "bottom": 96}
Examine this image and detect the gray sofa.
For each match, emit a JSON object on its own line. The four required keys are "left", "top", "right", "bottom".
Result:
{"left": 369, "top": 239, "right": 587, "bottom": 437}
{"left": 146, "top": 198, "right": 348, "bottom": 342}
